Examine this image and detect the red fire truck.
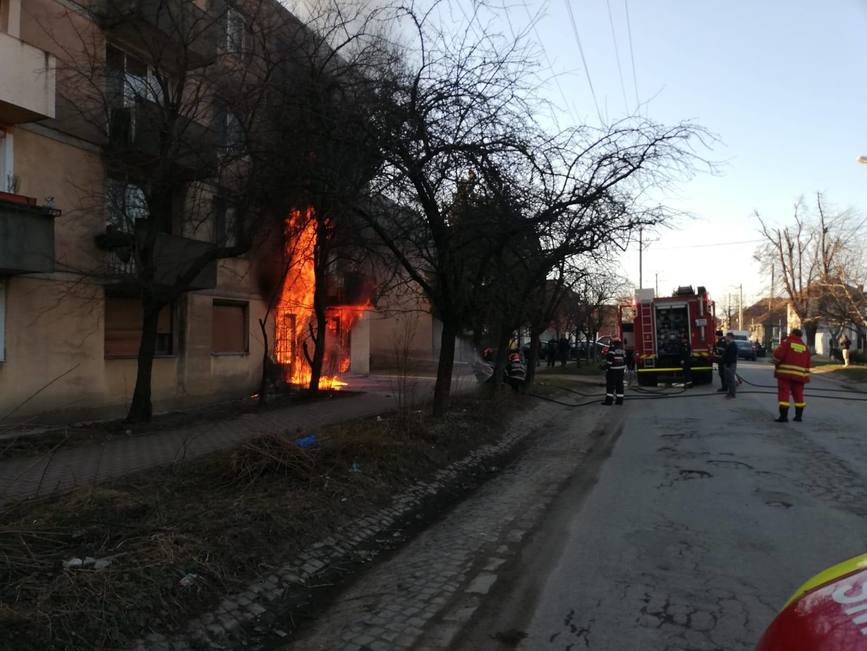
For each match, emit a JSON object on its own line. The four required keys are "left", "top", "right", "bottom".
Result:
{"left": 619, "top": 285, "right": 716, "bottom": 386}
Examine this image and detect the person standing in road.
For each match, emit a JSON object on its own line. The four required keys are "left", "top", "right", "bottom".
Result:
{"left": 773, "top": 327, "right": 811, "bottom": 422}
{"left": 839, "top": 334, "right": 851, "bottom": 367}
{"left": 714, "top": 330, "right": 728, "bottom": 393}
{"left": 602, "top": 338, "right": 627, "bottom": 405}
{"left": 546, "top": 339, "right": 557, "bottom": 367}
{"left": 722, "top": 332, "right": 739, "bottom": 398}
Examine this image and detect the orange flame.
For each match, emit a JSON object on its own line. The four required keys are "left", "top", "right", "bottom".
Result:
{"left": 274, "top": 208, "right": 368, "bottom": 390}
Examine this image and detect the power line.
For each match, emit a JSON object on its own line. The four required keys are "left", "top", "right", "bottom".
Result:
{"left": 605, "top": 0, "right": 629, "bottom": 115}
{"left": 563, "top": 0, "right": 604, "bottom": 125}
{"left": 523, "top": 2, "right": 582, "bottom": 128}
{"left": 623, "top": 0, "right": 640, "bottom": 110}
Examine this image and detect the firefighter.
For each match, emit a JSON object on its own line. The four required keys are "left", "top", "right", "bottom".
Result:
{"left": 602, "top": 338, "right": 626, "bottom": 405}
{"left": 772, "top": 327, "right": 811, "bottom": 422}
{"left": 505, "top": 350, "right": 527, "bottom": 392}
{"left": 714, "top": 329, "right": 728, "bottom": 392}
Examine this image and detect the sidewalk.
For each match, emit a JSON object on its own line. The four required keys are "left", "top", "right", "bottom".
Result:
{"left": 0, "top": 374, "right": 463, "bottom": 504}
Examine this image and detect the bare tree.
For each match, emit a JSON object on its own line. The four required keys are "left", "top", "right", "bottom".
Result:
{"left": 757, "top": 193, "right": 866, "bottom": 349}
{"left": 351, "top": 3, "right": 709, "bottom": 416}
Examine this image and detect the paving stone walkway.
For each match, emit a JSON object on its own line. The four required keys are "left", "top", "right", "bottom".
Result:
{"left": 0, "top": 384, "right": 407, "bottom": 503}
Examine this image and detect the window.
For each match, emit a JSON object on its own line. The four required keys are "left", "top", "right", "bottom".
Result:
{"left": 225, "top": 8, "right": 247, "bottom": 55}
{"left": 0, "top": 128, "right": 14, "bottom": 193}
{"left": 105, "top": 295, "right": 174, "bottom": 357}
{"left": 106, "top": 178, "right": 148, "bottom": 232}
{"left": 212, "top": 300, "right": 248, "bottom": 354}
{"left": 106, "top": 45, "right": 152, "bottom": 108}
{"left": 214, "top": 104, "right": 244, "bottom": 154}
{"left": 214, "top": 197, "right": 237, "bottom": 246}
{"left": 0, "top": 279, "right": 6, "bottom": 362}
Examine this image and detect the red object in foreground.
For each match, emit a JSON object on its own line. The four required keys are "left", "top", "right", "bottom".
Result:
{"left": 757, "top": 560, "right": 867, "bottom": 650}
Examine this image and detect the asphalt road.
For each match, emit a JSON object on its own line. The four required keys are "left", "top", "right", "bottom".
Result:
{"left": 285, "top": 361, "right": 867, "bottom": 651}
{"left": 457, "top": 361, "right": 867, "bottom": 650}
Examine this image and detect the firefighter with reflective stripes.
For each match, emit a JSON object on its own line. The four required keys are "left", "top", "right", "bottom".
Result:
{"left": 773, "top": 327, "right": 811, "bottom": 422}
{"left": 603, "top": 338, "right": 627, "bottom": 406}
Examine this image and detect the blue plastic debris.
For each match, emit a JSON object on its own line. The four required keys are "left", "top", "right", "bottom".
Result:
{"left": 294, "top": 434, "right": 319, "bottom": 448}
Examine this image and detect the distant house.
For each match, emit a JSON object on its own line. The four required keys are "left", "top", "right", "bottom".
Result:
{"left": 744, "top": 298, "right": 789, "bottom": 348}
{"left": 747, "top": 286, "right": 866, "bottom": 357}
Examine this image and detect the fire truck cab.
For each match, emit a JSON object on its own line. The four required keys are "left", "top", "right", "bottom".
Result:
{"left": 620, "top": 285, "right": 715, "bottom": 386}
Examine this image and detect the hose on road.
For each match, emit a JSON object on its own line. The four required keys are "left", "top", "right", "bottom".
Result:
{"left": 528, "top": 373, "right": 867, "bottom": 408}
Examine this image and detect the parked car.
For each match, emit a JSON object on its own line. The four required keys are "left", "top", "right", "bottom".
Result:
{"left": 735, "top": 339, "right": 756, "bottom": 361}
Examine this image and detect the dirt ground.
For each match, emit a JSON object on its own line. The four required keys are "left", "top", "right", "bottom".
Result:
{"left": 0, "top": 392, "right": 529, "bottom": 650}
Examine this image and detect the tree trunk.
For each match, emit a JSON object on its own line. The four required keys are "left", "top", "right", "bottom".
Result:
{"left": 525, "top": 329, "right": 541, "bottom": 386}
{"left": 308, "top": 299, "right": 327, "bottom": 393}
{"left": 804, "top": 321, "right": 819, "bottom": 351}
{"left": 308, "top": 220, "right": 329, "bottom": 394}
{"left": 126, "top": 299, "right": 161, "bottom": 423}
{"left": 433, "top": 320, "right": 457, "bottom": 417}
{"left": 257, "top": 317, "right": 270, "bottom": 407}
{"left": 490, "top": 329, "right": 510, "bottom": 394}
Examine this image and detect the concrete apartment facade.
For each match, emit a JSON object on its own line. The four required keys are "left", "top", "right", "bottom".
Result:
{"left": 0, "top": 0, "right": 272, "bottom": 422}
{"left": 0, "top": 0, "right": 472, "bottom": 423}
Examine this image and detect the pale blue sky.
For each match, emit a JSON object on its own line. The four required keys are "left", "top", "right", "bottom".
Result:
{"left": 506, "top": 0, "right": 867, "bottom": 308}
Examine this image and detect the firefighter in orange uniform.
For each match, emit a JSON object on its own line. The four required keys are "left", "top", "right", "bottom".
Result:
{"left": 773, "top": 327, "right": 811, "bottom": 422}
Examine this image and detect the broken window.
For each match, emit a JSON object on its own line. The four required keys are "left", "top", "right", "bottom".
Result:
{"left": 212, "top": 300, "right": 248, "bottom": 353}
{"left": 104, "top": 295, "right": 173, "bottom": 357}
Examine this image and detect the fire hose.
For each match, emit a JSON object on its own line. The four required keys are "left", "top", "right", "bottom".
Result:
{"left": 528, "top": 373, "right": 867, "bottom": 408}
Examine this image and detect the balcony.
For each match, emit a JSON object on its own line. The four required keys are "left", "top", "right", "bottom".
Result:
{"left": 96, "top": 225, "right": 217, "bottom": 291}
{"left": 0, "top": 192, "right": 59, "bottom": 275}
{"left": 106, "top": 98, "right": 217, "bottom": 179}
{"left": 93, "top": 0, "right": 219, "bottom": 69}
{"left": 0, "top": 32, "right": 56, "bottom": 123}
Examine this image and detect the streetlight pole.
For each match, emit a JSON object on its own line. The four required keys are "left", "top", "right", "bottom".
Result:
{"left": 739, "top": 284, "right": 744, "bottom": 331}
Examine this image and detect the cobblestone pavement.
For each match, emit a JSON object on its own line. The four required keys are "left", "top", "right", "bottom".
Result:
{"left": 283, "top": 397, "right": 616, "bottom": 651}
{"left": 0, "top": 392, "right": 395, "bottom": 502}
{"left": 0, "top": 373, "right": 476, "bottom": 503}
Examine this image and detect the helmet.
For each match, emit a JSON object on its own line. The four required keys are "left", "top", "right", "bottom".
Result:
{"left": 611, "top": 338, "right": 622, "bottom": 346}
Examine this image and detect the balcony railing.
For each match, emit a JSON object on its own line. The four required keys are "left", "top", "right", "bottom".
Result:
{"left": 0, "top": 32, "right": 56, "bottom": 123}
{"left": 106, "top": 98, "right": 217, "bottom": 179}
{"left": 93, "top": 0, "right": 220, "bottom": 68}
{"left": 96, "top": 226, "right": 217, "bottom": 291}
{"left": 0, "top": 192, "right": 59, "bottom": 274}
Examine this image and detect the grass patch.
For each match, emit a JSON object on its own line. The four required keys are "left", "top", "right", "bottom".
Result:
{"left": 811, "top": 363, "right": 867, "bottom": 383}
{"left": 0, "top": 392, "right": 525, "bottom": 650}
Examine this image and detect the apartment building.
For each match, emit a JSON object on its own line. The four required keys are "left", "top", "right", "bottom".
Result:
{"left": 0, "top": 0, "right": 278, "bottom": 422}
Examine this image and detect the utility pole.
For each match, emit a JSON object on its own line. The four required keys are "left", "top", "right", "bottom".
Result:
{"left": 739, "top": 284, "right": 744, "bottom": 331}
{"left": 655, "top": 272, "right": 658, "bottom": 296}
{"left": 638, "top": 227, "right": 643, "bottom": 289}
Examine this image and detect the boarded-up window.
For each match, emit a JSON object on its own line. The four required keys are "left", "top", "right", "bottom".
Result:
{"left": 212, "top": 301, "right": 247, "bottom": 353}
{"left": 105, "top": 296, "right": 173, "bottom": 357}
